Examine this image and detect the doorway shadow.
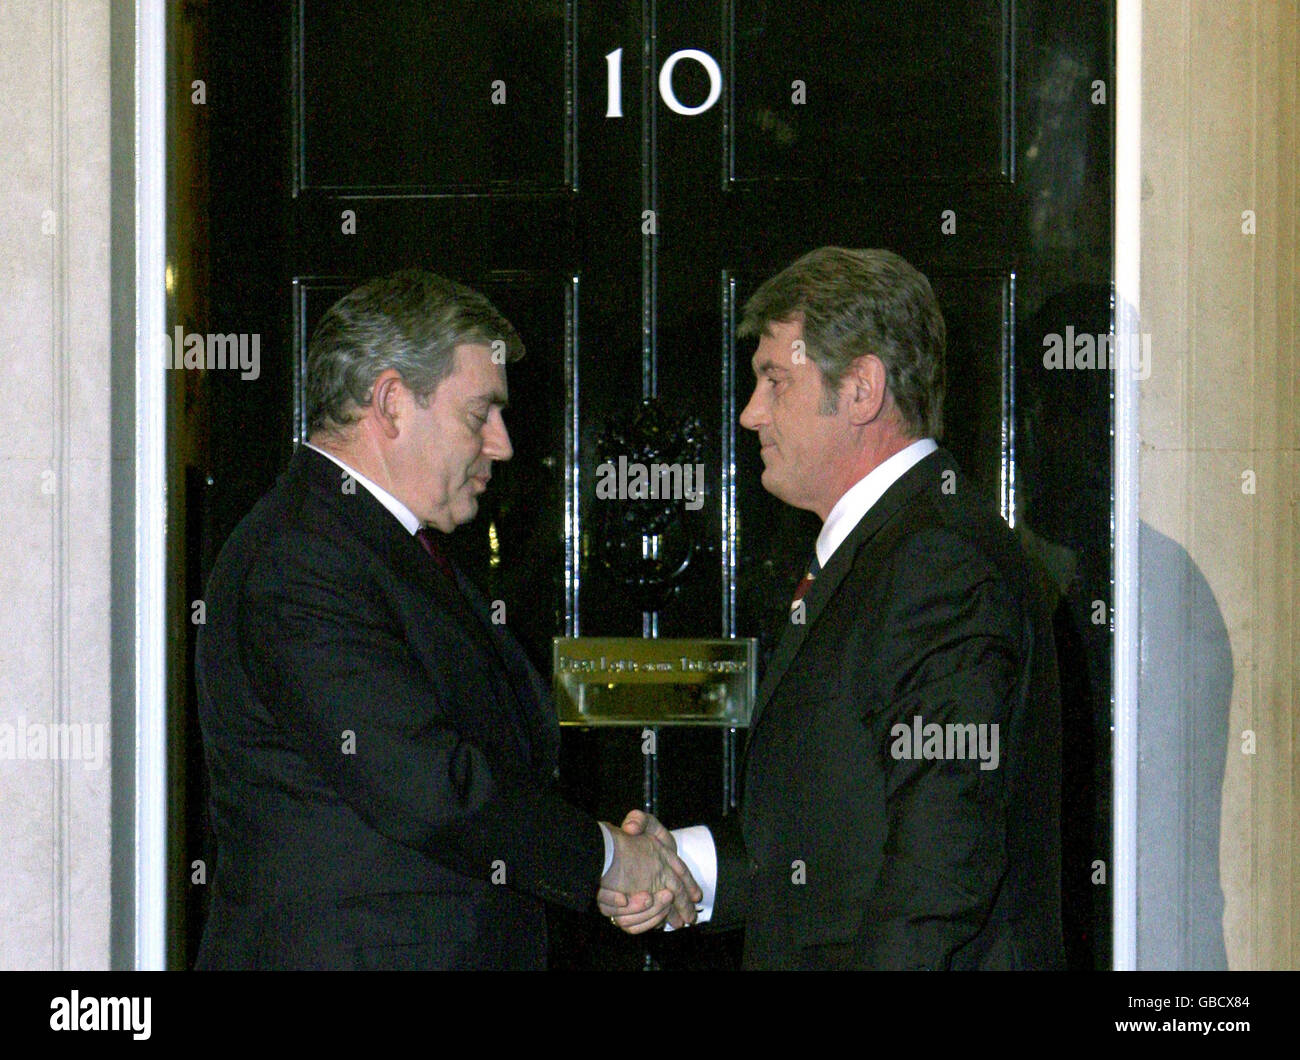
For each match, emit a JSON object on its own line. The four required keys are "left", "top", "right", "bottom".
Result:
{"left": 1137, "top": 522, "right": 1232, "bottom": 969}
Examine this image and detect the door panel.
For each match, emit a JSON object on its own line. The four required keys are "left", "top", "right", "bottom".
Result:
{"left": 732, "top": 0, "right": 1009, "bottom": 181}
{"left": 298, "top": 1, "right": 571, "bottom": 192}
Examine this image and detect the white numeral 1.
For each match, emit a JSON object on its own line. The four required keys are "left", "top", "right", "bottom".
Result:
{"left": 605, "top": 48, "right": 623, "bottom": 118}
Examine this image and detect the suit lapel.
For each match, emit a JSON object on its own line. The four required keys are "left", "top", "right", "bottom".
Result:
{"left": 453, "top": 570, "right": 560, "bottom": 772}
{"left": 746, "top": 449, "right": 952, "bottom": 736}
{"left": 386, "top": 523, "right": 547, "bottom": 771}
{"left": 295, "top": 447, "right": 550, "bottom": 772}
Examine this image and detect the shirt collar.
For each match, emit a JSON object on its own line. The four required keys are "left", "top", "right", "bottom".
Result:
{"left": 304, "top": 442, "right": 423, "bottom": 536}
{"left": 815, "top": 438, "right": 938, "bottom": 568}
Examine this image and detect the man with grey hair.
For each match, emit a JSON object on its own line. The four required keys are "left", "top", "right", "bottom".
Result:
{"left": 602, "top": 248, "right": 1065, "bottom": 969}
{"left": 195, "top": 269, "right": 699, "bottom": 970}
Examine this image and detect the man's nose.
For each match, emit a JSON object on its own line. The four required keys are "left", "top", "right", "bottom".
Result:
{"left": 485, "top": 410, "right": 513, "bottom": 461}
{"left": 739, "top": 388, "right": 764, "bottom": 431}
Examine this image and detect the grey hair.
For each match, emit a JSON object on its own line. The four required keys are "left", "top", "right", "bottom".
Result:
{"left": 305, "top": 269, "right": 523, "bottom": 436}
{"left": 737, "top": 247, "right": 946, "bottom": 439}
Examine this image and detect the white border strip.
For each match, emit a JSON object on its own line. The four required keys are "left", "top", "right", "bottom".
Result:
{"left": 1112, "top": 0, "right": 1141, "bottom": 971}
{"left": 134, "top": 0, "right": 167, "bottom": 971}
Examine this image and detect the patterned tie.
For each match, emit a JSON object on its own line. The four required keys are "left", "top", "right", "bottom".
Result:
{"left": 791, "top": 550, "right": 821, "bottom": 608}
{"left": 415, "top": 527, "right": 457, "bottom": 584}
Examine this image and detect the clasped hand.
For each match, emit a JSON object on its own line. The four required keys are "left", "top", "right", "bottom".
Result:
{"left": 597, "top": 811, "right": 699, "bottom": 934}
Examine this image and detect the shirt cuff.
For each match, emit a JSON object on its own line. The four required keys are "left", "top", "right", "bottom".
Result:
{"left": 664, "top": 825, "right": 716, "bottom": 930}
{"left": 598, "top": 820, "right": 614, "bottom": 877}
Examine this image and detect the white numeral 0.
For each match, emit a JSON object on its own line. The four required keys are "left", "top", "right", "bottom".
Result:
{"left": 605, "top": 47, "right": 723, "bottom": 118}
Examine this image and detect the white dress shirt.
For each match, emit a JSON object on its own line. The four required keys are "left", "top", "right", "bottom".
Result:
{"left": 669, "top": 437, "right": 939, "bottom": 926}
{"left": 304, "top": 443, "right": 617, "bottom": 874}
{"left": 305, "top": 442, "right": 422, "bottom": 534}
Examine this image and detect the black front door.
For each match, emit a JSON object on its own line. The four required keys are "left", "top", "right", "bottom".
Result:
{"left": 182, "top": 0, "right": 1114, "bottom": 969}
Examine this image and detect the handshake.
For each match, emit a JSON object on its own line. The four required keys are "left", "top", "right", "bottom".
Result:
{"left": 596, "top": 811, "right": 701, "bottom": 933}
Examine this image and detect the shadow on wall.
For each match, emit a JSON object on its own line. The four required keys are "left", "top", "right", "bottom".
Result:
{"left": 1137, "top": 522, "right": 1232, "bottom": 970}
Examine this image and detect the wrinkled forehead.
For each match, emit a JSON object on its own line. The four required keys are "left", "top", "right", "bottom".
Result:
{"left": 750, "top": 318, "right": 807, "bottom": 373}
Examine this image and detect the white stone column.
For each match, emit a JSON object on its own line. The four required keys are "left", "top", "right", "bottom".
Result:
{"left": 0, "top": 0, "right": 112, "bottom": 969}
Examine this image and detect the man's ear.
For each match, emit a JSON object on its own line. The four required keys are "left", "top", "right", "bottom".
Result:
{"left": 369, "top": 369, "right": 407, "bottom": 440}
{"left": 846, "top": 355, "right": 888, "bottom": 426}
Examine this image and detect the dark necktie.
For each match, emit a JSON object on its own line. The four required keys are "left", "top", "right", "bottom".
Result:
{"left": 791, "top": 550, "right": 821, "bottom": 607}
{"left": 415, "top": 527, "right": 457, "bottom": 584}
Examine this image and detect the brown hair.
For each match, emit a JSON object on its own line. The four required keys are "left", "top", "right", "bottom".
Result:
{"left": 738, "top": 247, "right": 946, "bottom": 438}
{"left": 306, "top": 269, "right": 523, "bottom": 436}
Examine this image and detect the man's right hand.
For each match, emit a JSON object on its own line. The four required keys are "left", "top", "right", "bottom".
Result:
{"left": 598, "top": 821, "right": 701, "bottom": 934}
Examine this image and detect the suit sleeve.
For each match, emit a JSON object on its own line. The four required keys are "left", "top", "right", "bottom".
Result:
{"left": 239, "top": 532, "right": 603, "bottom": 912}
{"left": 854, "top": 529, "right": 1021, "bottom": 969}
{"left": 706, "top": 815, "right": 752, "bottom": 929}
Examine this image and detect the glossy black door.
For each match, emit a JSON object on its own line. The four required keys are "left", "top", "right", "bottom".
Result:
{"left": 189, "top": 0, "right": 1113, "bottom": 969}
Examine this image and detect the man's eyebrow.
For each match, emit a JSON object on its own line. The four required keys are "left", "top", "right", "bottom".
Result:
{"left": 469, "top": 389, "right": 509, "bottom": 410}
{"left": 752, "top": 358, "right": 788, "bottom": 376}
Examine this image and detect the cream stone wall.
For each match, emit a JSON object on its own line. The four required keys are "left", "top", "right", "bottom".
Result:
{"left": 1140, "top": 0, "right": 1298, "bottom": 968}
{"left": 0, "top": 0, "right": 112, "bottom": 968}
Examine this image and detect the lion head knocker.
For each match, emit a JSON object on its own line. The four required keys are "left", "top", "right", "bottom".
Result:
{"left": 591, "top": 398, "right": 708, "bottom": 613}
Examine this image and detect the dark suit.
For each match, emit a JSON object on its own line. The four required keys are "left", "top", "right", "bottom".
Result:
{"left": 713, "top": 448, "right": 1065, "bottom": 969}
{"left": 194, "top": 446, "right": 601, "bottom": 970}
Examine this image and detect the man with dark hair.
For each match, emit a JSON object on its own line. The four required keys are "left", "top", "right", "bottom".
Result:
{"left": 602, "top": 247, "right": 1065, "bottom": 970}
{"left": 195, "top": 269, "right": 699, "bottom": 970}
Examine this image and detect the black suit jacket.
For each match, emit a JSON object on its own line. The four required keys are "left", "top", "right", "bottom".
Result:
{"left": 713, "top": 449, "right": 1066, "bottom": 969}
{"left": 194, "top": 447, "right": 602, "bottom": 970}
